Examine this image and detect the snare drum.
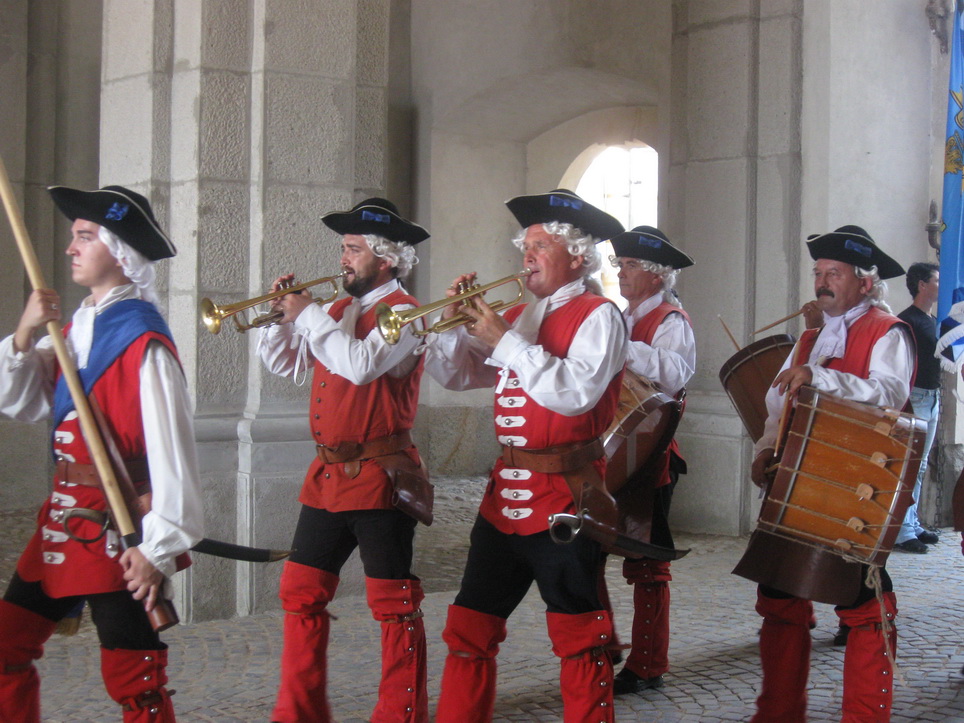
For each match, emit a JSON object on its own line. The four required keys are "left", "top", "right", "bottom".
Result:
{"left": 547, "top": 370, "right": 686, "bottom": 560}
{"left": 733, "top": 386, "right": 926, "bottom": 605}
{"left": 718, "top": 334, "right": 795, "bottom": 442}
{"left": 603, "top": 370, "right": 681, "bottom": 495}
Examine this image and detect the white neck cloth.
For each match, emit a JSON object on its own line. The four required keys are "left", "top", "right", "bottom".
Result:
{"left": 808, "top": 300, "right": 871, "bottom": 365}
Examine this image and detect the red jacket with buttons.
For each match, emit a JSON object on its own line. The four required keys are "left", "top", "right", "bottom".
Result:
{"left": 478, "top": 293, "right": 623, "bottom": 535}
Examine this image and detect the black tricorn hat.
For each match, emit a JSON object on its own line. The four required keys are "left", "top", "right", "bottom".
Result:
{"left": 611, "top": 226, "right": 694, "bottom": 269}
{"left": 48, "top": 185, "right": 176, "bottom": 260}
{"left": 322, "top": 197, "right": 429, "bottom": 245}
{"left": 505, "top": 188, "right": 624, "bottom": 241}
{"left": 806, "top": 225, "right": 904, "bottom": 280}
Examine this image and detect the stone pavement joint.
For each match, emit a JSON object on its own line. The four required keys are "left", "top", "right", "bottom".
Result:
{"left": 2, "top": 476, "right": 964, "bottom": 721}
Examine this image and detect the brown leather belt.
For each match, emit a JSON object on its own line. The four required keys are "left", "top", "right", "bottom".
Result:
{"left": 55, "top": 458, "right": 150, "bottom": 492}
{"left": 500, "top": 438, "right": 604, "bottom": 474}
{"left": 316, "top": 431, "right": 414, "bottom": 464}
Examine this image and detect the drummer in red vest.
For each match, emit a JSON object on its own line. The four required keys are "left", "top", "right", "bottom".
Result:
{"left": 259, "top": 199, "right": 432, "bottom": 723}
{"left": 749, "top": 225, "right": 913, "bottom": 722}
{"left": 605, "top": 226, "right": 696, "bottom": 695}
{"left": 425, "top": 189, "right": 627, "bottom": 722}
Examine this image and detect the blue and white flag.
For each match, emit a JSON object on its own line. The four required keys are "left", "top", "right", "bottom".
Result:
{"left": 937, "top": 1, "right": 964, "bottom": 371}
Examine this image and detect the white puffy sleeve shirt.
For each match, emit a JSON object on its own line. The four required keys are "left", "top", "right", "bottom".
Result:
{"left": 623, "top": 293, "right": 696, "bottom": 396}
{"left": 0, "top": 285, "right": 204, "bottom": 579}
{"left": 257, "top": 278, "right": 422, "bottom": 384}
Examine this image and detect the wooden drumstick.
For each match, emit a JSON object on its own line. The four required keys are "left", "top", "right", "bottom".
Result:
{"left": 718, "top": 315, "right": 741, "bottom": 352}
{"left": 752, "top": 307, "right": 805, "bottom": 335}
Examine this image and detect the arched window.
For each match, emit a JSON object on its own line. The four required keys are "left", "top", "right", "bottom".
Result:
{"left": 574, "top": 144, "right": 658, "bottom": 306}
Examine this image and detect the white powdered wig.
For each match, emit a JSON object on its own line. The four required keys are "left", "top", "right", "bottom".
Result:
{"left": 511, "top": 221, "right": 602, "bottom": 277}
{"left": 610, "top": 256, "right": 682, "bottom": 307}
{"left": 366, "top": 234, "right": 418, "bottom": 279}
{"left": 98, "top": 226, "right": 160, "bottom": 307}
{"left": 854, "top": 265, "right": 891, "bottom": 313}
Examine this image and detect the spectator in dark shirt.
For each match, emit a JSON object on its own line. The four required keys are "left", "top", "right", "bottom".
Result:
{"left": 894, "top": 261, "right": 941, "bottom": 553}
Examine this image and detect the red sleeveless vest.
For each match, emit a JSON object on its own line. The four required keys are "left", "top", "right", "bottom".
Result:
{"left": 794, "top": 306, "right": 907, "bottom": 378}
{"left": 299, "top": 288, "right": 424, "bottom": 512}
{"left": 18, "top": 330, "right": 179, "bottom": 597}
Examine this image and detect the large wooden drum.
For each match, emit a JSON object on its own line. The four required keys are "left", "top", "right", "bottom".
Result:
{"left": 733, "top": 386, "right": 926, "bottom": 605}
{"left": 547, "top": 370, "right": 686, "bottom": 561}
{"left": 603, "top": 370, "right": 681, "bottom": 495}
{"left": 718, "top": 334, "right": 795, "bottom": 441}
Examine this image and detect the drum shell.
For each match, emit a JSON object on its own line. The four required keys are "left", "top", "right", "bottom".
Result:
{"left": 733, "top": 386, "right": 926, "bottom": 605}
{"left": 718, "top": 334, "right": 795, "bottom": 442}
{"left": 602, "top": 370, "right": 682, "bottom": 496}
{"left": 550, "top": 371, "right": 684, "bottom": 559}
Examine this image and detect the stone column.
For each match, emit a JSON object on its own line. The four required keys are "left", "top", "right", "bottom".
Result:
{"left": 668, "top": 1, "right": 803, "bottom": 535}
{"left": 0, "top": 0, "right": 102, "bottom": 511}
{"left": 100, "top": 0, "right": 395, "bottom": 620}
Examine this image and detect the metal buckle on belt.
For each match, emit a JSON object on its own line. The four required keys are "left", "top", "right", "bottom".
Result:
{"left": 389, "top": 610, "right": 424, "bottom": 624}
{"left": 51, "top": 508, "right": 111, "bottom": 543}
{"left": 317, "top": 441, "right": 363, "bottom": 462}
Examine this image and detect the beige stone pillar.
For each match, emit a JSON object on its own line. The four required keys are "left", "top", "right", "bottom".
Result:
{"left": 0, "top": 0, "right": 101, "bottom": 511}
{"left": 101, "top": 0, "right": 396, "bottom": 620}
{"left": 668, "top": 1, "right": 803, "bottom": 535}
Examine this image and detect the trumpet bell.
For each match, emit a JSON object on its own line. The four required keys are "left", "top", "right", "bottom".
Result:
{"left": 376, "top": 302, "right": 403, "bottom": 345}
{"left": 200, "top": 297, "right": 224, "bottom": 335}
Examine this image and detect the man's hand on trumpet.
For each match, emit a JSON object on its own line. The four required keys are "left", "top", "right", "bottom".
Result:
{"left": 460, "top": 295, "right": 510, "bottom": 347}
{"left": 441, "top": 272, "right": 511, "bottom": 346}
{"left": 269, "top": 273, "right": 314, "bottom": 324}
{"left": 440, "top": 272, "right": 478, "bottom": 321}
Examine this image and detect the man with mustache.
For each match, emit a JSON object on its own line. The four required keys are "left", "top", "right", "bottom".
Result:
{"left": 259, "top": 198, "right": 431, "bottom": 723}
{"left": 748, "top": 226, "right": 913, "bottom": 722}
{"left": 425, "top": 189, "right": 626, "bottom": 723}
{"left": 605, "top": 226, "right": 695, "bottom": 696}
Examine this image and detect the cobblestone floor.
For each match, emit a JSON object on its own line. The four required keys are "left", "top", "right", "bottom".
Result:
{"left": 2, "top": 476, "right": 964, "bottom": 722}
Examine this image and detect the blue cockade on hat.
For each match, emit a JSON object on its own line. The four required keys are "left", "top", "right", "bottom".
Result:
{"left": 844, "top": 238, "right": 872, "bottom": 257}
{"left": 549, "top": 195, "right": 583, "bottom": 210}
{"left": 361, "top": 210, "right": 391, "bottom": 224}
{"left": 638, "top": 237, "right": 662, "bottom": 248}
{"left": 104, "top": 202, "right": 129, "bottom": 221}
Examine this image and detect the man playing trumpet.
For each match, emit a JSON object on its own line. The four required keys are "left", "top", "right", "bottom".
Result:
{"left": 748, "top": 226, "right": 912, "bottom": 722}
{"left": 259, "top": 198, "right": 431, "bottom": 723}
{"left": 425, "top": 189, "right": 626, "bottom": 722}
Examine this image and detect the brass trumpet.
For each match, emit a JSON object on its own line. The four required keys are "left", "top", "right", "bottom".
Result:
{"left": 376, "top": 269, "right": 532, "bottom": 344}
{"left": 200, "top": 272, "right": 346, "bottom": 334}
